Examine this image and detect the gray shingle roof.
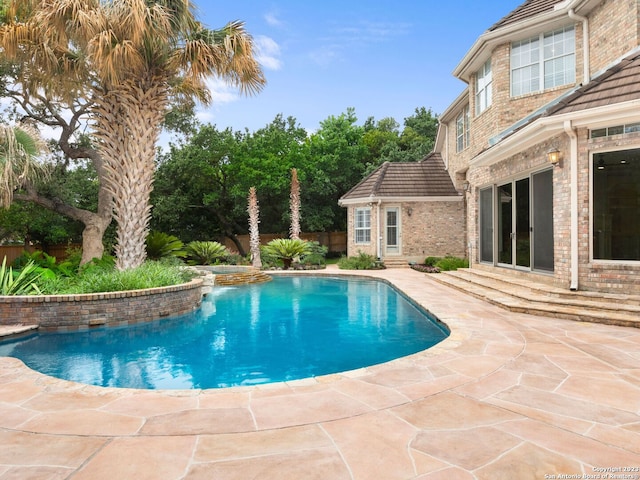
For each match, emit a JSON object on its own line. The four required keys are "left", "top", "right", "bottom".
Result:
{"left": 547, "top": 50, "right": 640, "bottom": 115}
{"left": 488, "top": 0, "right": 565, "bottom": 31}
{"left": 340, "top": 153, "right": 460, "bottom": 201}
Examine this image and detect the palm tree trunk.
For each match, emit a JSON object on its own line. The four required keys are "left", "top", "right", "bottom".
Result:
{"left": 93, "top": 82, "right": 167, "bottom": 270}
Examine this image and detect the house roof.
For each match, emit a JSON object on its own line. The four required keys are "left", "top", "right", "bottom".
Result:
{"left": 488, "top": 0, "right": 564, "bottom": 32}
{"left": 339, "top": 153, "right": 460, "bottom": 203}
{"left": 546, "top": 50, "right": 640, "bottom": 116}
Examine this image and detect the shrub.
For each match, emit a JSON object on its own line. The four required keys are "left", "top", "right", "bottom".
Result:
{"left": 146, "top": 231, "right": 186, "bottom": 260}
{"left": 297, "top": 241, "right": 327, "bottom": 269}
{"left": 424, "top": 256, "right": 439, "bottom": 267}
{"left": 40, "top": 261, "right": 196, "bottom": 294}
{"left": 435, "top": 256, "right": 469, "bottom": 271}
{"left": 262, "top": 238, "right": 312, "bottom": 270}
{"left": 185, "top": 241, "right": 228, "bottom": 265}
{"left": 12, "top": 250, "right": 76, "bottom": 279}
{"left": 338, "top": 252, "right": 385, "bottom": 270}
{"left": 0, "top": 257, "right": 43, "bottom": 295}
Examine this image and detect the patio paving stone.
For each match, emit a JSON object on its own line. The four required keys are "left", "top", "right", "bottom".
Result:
{"left": 1, "top": 266, "right": 639, "bottom": 479}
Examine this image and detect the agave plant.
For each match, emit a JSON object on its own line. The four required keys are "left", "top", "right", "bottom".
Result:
{"left": 185, "top": 241, "right": 229, "bottom": 266}
{"left": 146, "top": 231, "right": 186, "bottom": 260}
{"left": 262, "top": 238, "right": 312, "bottom": 270}
{"left": 0, "top": 257, "right": 43, "bottom": 295}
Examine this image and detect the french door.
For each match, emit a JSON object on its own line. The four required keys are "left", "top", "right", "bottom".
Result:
{"left": 385, "top": 207, "right": 400, "bottom": 255}
{"left": 480, "top": 169, "right": 553, "bottom": 272}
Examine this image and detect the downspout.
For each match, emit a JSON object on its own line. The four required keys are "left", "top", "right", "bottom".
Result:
{"left": 376, "top": 199, "right": 382, "bottom": 259}
{"left": 564, "top": 120, "right": 579, "bottom": 290}
{"left": 568, "top": 7, "right": 590, "bottom": 84}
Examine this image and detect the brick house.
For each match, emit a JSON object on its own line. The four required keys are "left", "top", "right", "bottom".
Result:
{"left": 437, "top": 0, "right": 640, "bottom": 293}
{"left": 338, "top": 154, "right": 465, "bottom": 266}
{"left": 341, "top": 0, "right": 640, "bottom": 293}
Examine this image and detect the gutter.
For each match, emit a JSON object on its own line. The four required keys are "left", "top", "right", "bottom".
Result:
{"left": 568, "top": 7, "right": 590, "bottom": 84}
{"left": 375, "top": 199, "right": 382, "bottom": 259}
{"left": 563, "top": 120, "right": 579, "bottom": 290}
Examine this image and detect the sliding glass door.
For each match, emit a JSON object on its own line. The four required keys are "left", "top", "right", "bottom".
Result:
{"left": 481, "top": 169, "right": 553, "bottom": 272}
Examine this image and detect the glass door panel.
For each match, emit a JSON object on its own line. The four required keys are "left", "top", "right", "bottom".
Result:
{"left": 479, "top": 187, "right": 494, "bottom": 263}
{"left": 515, "top": 178, "right": 531, "bottom": 268}
{"left": 532, "top": 169, "right": 554, "bottom": 271}
{"left": 498, "top": 183, "right": 513, "bottom": 265}
{"left": 385, "top": 207, "right": 399, "bottom": 254}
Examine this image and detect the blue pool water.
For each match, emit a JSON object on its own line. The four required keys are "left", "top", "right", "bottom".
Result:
{"left": 0, "top": 276, "right": 449, "bottom": 389}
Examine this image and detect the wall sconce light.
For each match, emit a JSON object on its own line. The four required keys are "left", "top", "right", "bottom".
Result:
{"left": 462, "top": 181, "right": 470, "bottom": 191}
{"left": 407, "top": 207, "right": 413, "bottom": 216}
{"left": 547, "top": 147, "right": 561, "bottom": 167}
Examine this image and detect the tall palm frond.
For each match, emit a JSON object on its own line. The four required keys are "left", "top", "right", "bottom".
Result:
{"left": 0, "top": 123, "right": 50, "bottom": 208}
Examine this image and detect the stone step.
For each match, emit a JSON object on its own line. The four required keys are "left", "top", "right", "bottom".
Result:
{"left": 382, "top": 258, "right": 410, "bottom": 268}
{"left": 429, "top": 269, "right": 640, "bottom": 328}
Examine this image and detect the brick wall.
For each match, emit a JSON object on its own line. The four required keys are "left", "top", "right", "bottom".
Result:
{"left": 344, "top": 200, "right": 466, "bottom": 263}
{"left": 589, "top": 0, "right": 639, "bottom": 74}
{"left": 0, "top": 278, "right": 203, "bottom": 331}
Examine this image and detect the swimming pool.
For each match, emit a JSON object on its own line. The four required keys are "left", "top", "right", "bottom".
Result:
{"left": 0, "top": 276, "right": 449, "bottom": 389}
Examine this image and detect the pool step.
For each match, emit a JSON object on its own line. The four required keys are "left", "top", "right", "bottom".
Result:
{"left": 429, "top": 268, "right": 640, "bottom": 328}
{"left": 0, "top": 324, "right": 38, "bottom": 338}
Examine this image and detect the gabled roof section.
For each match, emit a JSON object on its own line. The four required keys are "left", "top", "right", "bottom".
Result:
{"left": 488, "top": 0, "right": 564, "bottom": 32}
{"left": 339, "top": 153, "right": 459, "bottom": 203}
{"left": 547, "top": 50, "right": 640, "bottom": 115}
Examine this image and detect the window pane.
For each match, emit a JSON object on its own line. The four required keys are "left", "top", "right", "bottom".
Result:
{"left": 593, "top": 149, "right": 640, "bottom": 260}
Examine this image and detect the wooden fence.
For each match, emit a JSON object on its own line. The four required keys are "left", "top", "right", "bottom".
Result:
{"left": 0, "top": 244, "right": 81, "bottom": 265}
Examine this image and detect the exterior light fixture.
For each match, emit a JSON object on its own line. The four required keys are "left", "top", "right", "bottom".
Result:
{"left": 547, "top": 147, "right": 561, "bottom": 166}
{"left": 462, "top": 181, "right": 470, "bottom": 191}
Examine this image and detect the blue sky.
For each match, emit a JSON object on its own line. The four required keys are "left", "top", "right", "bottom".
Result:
{"left": 193, "top": 1, "right": 523, "bottom": 134}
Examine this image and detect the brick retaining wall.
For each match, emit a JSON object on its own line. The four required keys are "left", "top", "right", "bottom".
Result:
{"left": 0, "top": 278, "right": 203, "bottom": 331}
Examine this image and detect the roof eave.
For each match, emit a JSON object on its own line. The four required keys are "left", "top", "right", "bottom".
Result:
{"left": 471, "top": 100, "right": 640, "bottom": 168}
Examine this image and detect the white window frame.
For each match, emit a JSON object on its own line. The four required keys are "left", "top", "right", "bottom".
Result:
{"left": 511, "top": 25, "right": 575, "bottom": 97}
{"left": 475, "top": 58, "right": 492, "bottom": 115}
{"left": 456, "top": 105, "right": 470, "bottom": 152}
{"left": 354, "top": 207, "right": 371, "bottom": 244}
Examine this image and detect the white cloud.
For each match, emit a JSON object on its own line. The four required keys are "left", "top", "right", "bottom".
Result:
{"left": 206, "top": 77, "right": 241, "bottom": 105}
{"left": 264, "top": 12, "right": 283, "bottom": 27}
{"left": 254, "top": 35, "right": 282, "bottom": 71}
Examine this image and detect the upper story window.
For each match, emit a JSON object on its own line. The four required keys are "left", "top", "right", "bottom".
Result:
{"left": 475, "top": 59, "right": 492, "bottom": 115}
{"left": 456, "top": 105, "right": 470, "bottom": 152}
{"left": 511, "top": 25, "right": 575, "bottom": 97}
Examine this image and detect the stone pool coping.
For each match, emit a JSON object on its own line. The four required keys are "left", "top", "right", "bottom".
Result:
{"left": 1, "top": 265, "right": 639, "bottom": 478}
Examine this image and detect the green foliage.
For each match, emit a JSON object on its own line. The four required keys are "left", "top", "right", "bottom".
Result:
{"left": 262, "top": 238, "right": 312, "bottom": 269}
{"left": 435, "top": 256, "right": 469, "bottom": 271}
{"left": 184, "top": 241, "right": 228, "bottom": 265}
{"left": 337, "top": 251, "right": 385, "bottom": 270}
{"left": 12, "top": 250, "right": 76, "bottom": 278}
{"left": 146, "top": 231, "right": 186, "bottom": 260}
{"left": 424, "top": 256, "right": 439, "bottom": 267}
{"left": 293, "top": 241, "right": 328, "bottom": 268}
{"left": 421, "top": 256, "right": 468, "bottom": 271}
{"left": 40, "top": 261, "right": 195, "bottom": 295}
{"left": 0, "top": 257, "right": 42, "bottom": 295}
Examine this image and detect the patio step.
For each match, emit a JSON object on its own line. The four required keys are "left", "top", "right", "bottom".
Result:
{"left": 429, "top": 268, "right": 640, "bottom": 328}
{"left": 382, "top": 257, "right": 411, "bottom": 268}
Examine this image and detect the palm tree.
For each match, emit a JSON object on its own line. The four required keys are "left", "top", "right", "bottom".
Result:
{"left": 0, "top": 123, "right": 50, "bottom": 209}
{"left": 289, "top": 168, "right": 301, "bottom": 240}
{"left": 0, "top": 0, "right": 265, "bottom": 270}
{"left": 247, "top": 186, "right": 262, "bottom": 268}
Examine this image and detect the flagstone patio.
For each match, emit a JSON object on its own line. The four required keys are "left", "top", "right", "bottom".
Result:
{"left": 1, "top": 266, "right": 639, "bottom": 479}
